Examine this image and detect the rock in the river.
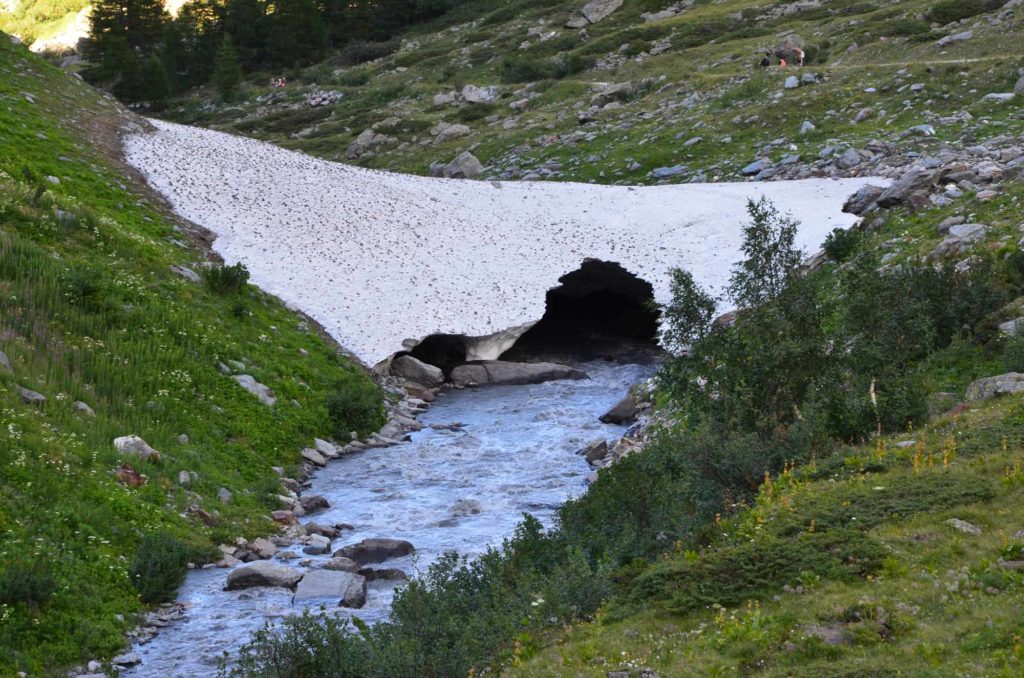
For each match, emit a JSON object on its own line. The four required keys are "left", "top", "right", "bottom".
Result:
{"left": 225, "top": 562, "right": 302, "bottom": 590}
{"left": 293, "top": 570, "right": 367, "bottom": 608}
{"left": 320, "top": 556, "right": 360, "bottom": 572}
{"left": 600, "top": 393, "right": 641, "bottom": 425}
{"left": 303, "top": 534, "right": 332, "bottom": 555}
{"left": 305, "top": 522, "right": 340, "bottom": 539}
{"left": 358, "top": 567, "right": 408, "bottom": 581}
{"left": 301, "top": 447, "right": 327, "bottom": 467}
{"left": 333, "top": 538, "right": 415, "bottom": 565}
{"left": 579, "top": 439, "right": 609, "bottom": 464}
{"left": 391, "top": 355, "right": 445, "bottom": 388}
{"left": 966, "top": 373, "right": 1024, "bottom": 401}
{"left": 232, "top": 375, "right": 277, "bottom": 406}
{"left": 249, "top": 537, "right": 278, "bottom": 559}
{"left": 450, "top": 361, "right": 588, "bottom": 387}
{"left": 113, "top": 435, "right": 161, "bottom": 462}
{"left": 112, "top": 652, "right": 141, "bottom": 667}
{"left": 299, "top": 494, "right": 330, "bottom": 513}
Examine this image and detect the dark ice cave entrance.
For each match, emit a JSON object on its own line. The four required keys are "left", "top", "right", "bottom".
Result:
{"left": 500, "top": 259, "right": 662, "bottom": 363}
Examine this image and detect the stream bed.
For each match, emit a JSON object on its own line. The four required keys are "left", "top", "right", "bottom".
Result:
{"left": 125, "top": 360, "right": 654, "bottom": 676}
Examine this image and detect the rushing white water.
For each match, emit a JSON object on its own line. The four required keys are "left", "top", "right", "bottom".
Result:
{"left": 125, "top": 361, "right": 653, "bottom": 676}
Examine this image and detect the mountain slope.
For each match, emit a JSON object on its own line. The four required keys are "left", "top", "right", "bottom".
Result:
{"left": 0, "top": 34, "right": 380, "bottom": 675}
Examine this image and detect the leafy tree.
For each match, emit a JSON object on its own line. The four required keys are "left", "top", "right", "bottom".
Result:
{"left": 212, "top": 34, "right": 243, "bottom": 100}
{"left": 728, "top": 197, "right": 802, "bottom": 309}
{"left": 661, "top": 267, "right": 716, "bottom": 353}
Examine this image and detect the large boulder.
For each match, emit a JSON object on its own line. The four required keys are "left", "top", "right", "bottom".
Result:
{"left": 232, "top": 375, "right": 277, "bottom": 406}
{"left": 875, "top": 168, "right": 938, "bottom": 208}
{"left": 225, "top": 562, "right": 303, "bottom": 590}
{"left": 966, "top": 373, "right": 1024, "bottom": 401}
{"left": 450, "top": 361, "right": 588, "bottom": 387}
{"left": 391, "top": 355, "right": 444, "bottom": 388}
{"left": 600, "top": 393, "right": 641, "bottom": 425}
{"left": 578, "top": 439, "right": 609, "bottom": 464}
{"left": 577, "top": 0, "right": 623, "bottom": 25}
{"left": 333, "top": 538, "right": 415, "bottom": 565}
{"left": 461, "top": 84, "right": 499, "bottom": 104}
{"left": 17, "top": 385, "right": 46, "bottom": 406}
{"left": 443, "top": 151, "right": 484, "bottom": 179}
{"left": 113, "top": 435, "right": 161, "bottom": 462}
{"left": 842, "top": 184, "right": 884, "bottom": 215}
{"left": 0, "top": 350, "right": 10, "bottom": 371}
{"left": 292, "top": 570, "right": 367, "bottom": 608}
{"left": 319, "top": 556, "right": 360, "bottom": 572}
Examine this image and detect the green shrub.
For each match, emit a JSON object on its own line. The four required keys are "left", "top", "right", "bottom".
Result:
{"left": 202, "top": 262, "right": 250, "bottom": 295}
{"left": 326, "top": 377, "right": 385, "bottom": 437}
{"left": 1004, "top": 334, "right": 1024, "bottom": 371}
{"left": 341, "top": 40, "right": 399, "bottom": 66}
{"left": 499, "top": 53, "right": 592, "bottom": 83}
{"left": 0, "top": 555, "right": 57, "bottom": 612}
{"left": 128, "top": 533, "right": 189, "bottom": 604}
{"left": 887, "top": 17, "right": 931, "bottom": 36}
{"left": 823, "top": 226, "right": 862, "bottom": 263}
{"left": 928, "top": 0, "right": 1006, "bottom": 24}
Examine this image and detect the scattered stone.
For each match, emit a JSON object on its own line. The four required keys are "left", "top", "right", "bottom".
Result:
{"left": 937, "top": 31, "right": 972, "bottom": 47}
{"left": 304, "top": 521, "right": 340, "bottom": 539}
{"left": 999, "top": 318, "right": 1024, "bottom": 335}
{"left": 232, "top": 375, "right": 276, "bottom": 406}
{"left": 461, "top": 84, "right": 499, "bottom": 104}
{"left": 450, "top": 361, "right": 588, "bottom": 387}
{"left": 301, "top": 447, "right": 327, "bottom": 467}
{"left": 0, "top": 350, "right": 10, "bottom": 371}
{"left": 112, "top": 653, "right": 141, "bottom": 667}
{"left": 16, "top": 385, "right": 45, "bottom": 406}
{"left": 784, "top": 75, "right": 800, "bottom": 89}
{"left": 170, "top": 265, "right": 201, "bottom": 283}
{"left": 966, "top": 373, "right": 1024, "bottom": 401}
{"left": 177, "top": 470, "right": 191, "bottom": 486}
{"left": 568, "top": 0, "right": 623, "bottom": 27}
{"left": 320, "top": 556, "right": 360, "bottom": 572}
{"left": 982, "top": 93, "right": 1015, "bottom": 103}
{"left": 358, "top": 567, "right": 408, "bottom": 581}
{"left": 299, "top": 494, "right": 330, "bottom": 513}
{"left": 600, "top": 393, "right": 641, "bottom": 425}
{"left": 391, "top": 355, "right": 445, "bottom": 388}
{"left": 303, "top": 534, "right": 332, "bottom": 555}
{"left": 333, "top": 538, "right": 415, "bottom": 565}
{"left": 946, "top": 518, "right": 982, "bottom": 535}
{"left": 741, "top": 158, "right": 772, "bottom": 176}
{"left": 249, "top": 537, "right": 278, "bottom": 559}
{"left": 800, "top": 120, "right": 816, "bottom": 134}
{"left": 218, "top": 487, "right": 232, "bottom": 504}
{"left": 836, "top": 148, "right": 862, "bottom": 169}
{"left": 73, "top": 400, "right": 95, "bottom": 417}
{"left": 225, "top": 562, "right": 302, "bottom": 590}
{"left": 432, "top": 122, "right": 472, "bottom": 144}
{"left": 113, "top": 435, "right": 161, "bottom": 462}
{"left": 304, "top": 90, "right": 343, "bottom": 107}
{"left": 271, "top": 510, "right": 298, "bottom": 525}
{"left": 293, "top": 570, "right": 367, "bottom": 608}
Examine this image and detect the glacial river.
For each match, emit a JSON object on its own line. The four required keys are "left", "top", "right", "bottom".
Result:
{"left": 125, "top": 361, "right": 653, "bottom": 676}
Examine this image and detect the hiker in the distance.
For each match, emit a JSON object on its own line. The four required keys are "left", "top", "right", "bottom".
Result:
{"left": 760, "top": 52, "right": 771, "bottom": 68}
{"left": 795, "top": 47, "right": 805, "bottom": 67}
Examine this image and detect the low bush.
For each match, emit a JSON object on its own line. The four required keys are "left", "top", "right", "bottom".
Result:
{"left": 823, "top": 226, "right": 861, "bottom": 262}
{"left": 202, "top": 262, "right": 250, "bottom": 295}
{"left": 128, "top": 533, "right": 189, "bottom": 605}
{"left": 341, "top": 40, "right": 400, "bottom": 66}
{"left": 0, "top": 555, "right": 57, "bottom": 613}
{"left": 928, "top": 0, "right": 1006, "bottom": 24}
{"left": 326, "top": 377, "right": 385, "bottom": 437}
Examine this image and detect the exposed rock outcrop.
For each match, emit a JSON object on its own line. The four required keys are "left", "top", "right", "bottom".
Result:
{"left": 450, "top": 361, "right": 588, "bottom": 387}
{"left": 333, "top": 538, "right": 415, "bottom": 565}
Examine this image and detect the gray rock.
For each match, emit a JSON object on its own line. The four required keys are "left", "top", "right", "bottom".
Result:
{"left": 600, "top": 393, "right": 641, "bottom": 425}
{"left": 432, "top": 122, "right": 472, "bottom": 144}
{"left": 232, "top": 375, "right": 276, "bottom": 406}
{"left": 784, "top": 75, "right": 800, "bottom": 89}
{"left": 741, "top": 158, "right": 772, "bottom": 176}
{"left": 876, "top": 168, "right": 938, "bottom": 208}
{"left": 450, "top": 361, "right": 588, "bottom": 387}
{"left": 305, "top": 522, "right": 340, "bottom": 539}
{"left": 249, "top": 537, "right": 277, "bottom": 559}
{"left": 358, "top": 567, "right": 408, "bottom": 581}
{"left": 73, "top": 400, "right": 95, "bottom": 417}
{"left": 333, "top": 538, "right": 415, "bottom": 565}
{"left": 225, "top": 561, "right": 301, "bottom": 590}
{"left": 966, "top": 373, "right": 1024, "bottom": 401}
{"left": 320, "top": 556, "right": 360, "bottom": 572}
{"left": 580, "top": 0, "right": 623, "bottom": 24}
{"left": 170, "top": 265, "right": 201, "bottom": 283}
{"left": 999, "top": 317, "right": 1024, "bottom": 335}
{"left": 218, "top": 487, "right": 232, "bottom": 504}
{"left": 1015, "top": 75, "right": 1024, "bottom": 95}
{"left": 300, "top": 447, "right": 327, "bottom": 467}
{"left": 936, "top": 31, "right": 971, "bottom": 47}
{"left": 836, "top": 148, "right": 862, "bottom": 169}
{"left": 905, "top": 124, "right": 936, "bottom": 137}
{"left": 652, "top": 165, "right": 688, "bottom": 179}
{"left": 111, "top": 653, "right": 141, "bottom": 667}
{"left": 443, "top": 151, "right": 484, "bottom": 179}
{"left": 946, "top": 518, "right": 982, "bottom": 535}
{"left": 800, "top": 120, "right": 816, "bottom": 134}
{"left": 852, "top": 107, "right": 874, "bottom": 124}
{"left": 461, "top": 84, "right": 499, "bottom": 104}
{"left": 982, "top": 93, "right": 1015, "bottom": 103}
{"left": 299, "top": 494, "right": 330, "bottom": 513}
{"left": 17, "top": 385, "right": 45, "bottom": 406}
{"left": 579, "top": 439, "right": 609, "bottom": 464}
{"left": 303, "top": 534, "right": 332, "bottom": 555}
{"left": 113, "top": 435, "right": 160, "bottom": 462}
{"left": 177, "top": 470, "right": 191, "bottom": 486}
{"left": 842, "top": 184, "right": 883, "bottom": 215}
{"left": 931, "top": 223, "right": 988, "bottom": 258}
{"left": 314, "top": 438, "right": 338, "bottom": 458}
{"left": 0, "top": 350, "right": 9, "bottom": 371}
{"left": 293, "top": 570, "right": 367, "bottom": 608}
{"left": 391, "top": 355, "right": 444, "bottom": 388}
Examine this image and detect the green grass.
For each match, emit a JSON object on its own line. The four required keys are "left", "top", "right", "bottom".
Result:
{"left": 0, "top": 36, "right": 382, "bottom": 675}
{"left": 513, "top": 397, "right": 1024, "bottom": 677}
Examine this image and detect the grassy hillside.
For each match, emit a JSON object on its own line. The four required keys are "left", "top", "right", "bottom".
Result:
{"left": 165, "top": 0, "right": 1024, "bottom": 185}
{"left": 0, "top": 34, "right": 381, "bottom": 675}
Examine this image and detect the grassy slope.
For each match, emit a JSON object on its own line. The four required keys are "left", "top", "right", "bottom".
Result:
{"left": 508, "top": 176, "right": 1024, "bottom": 676}
{"left": 0, "top": 35, "right": 380, "bottom": 675}
{"left": 166, "top": 0, "right": 1024, "bottom": 185}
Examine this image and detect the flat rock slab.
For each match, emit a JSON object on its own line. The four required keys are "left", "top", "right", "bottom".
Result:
{"left": 292, "top": 570, "right": 367, "bottom": 608}
{"left": 450, "top": 361, "right": 588, "bottom": 387}
{"left": 125, "top": 121, "right": 877, "bottom": 364}
{"left": 966, "top": 373, "right": 1024, "bottom": 401}
{"left": 333, "top": 538, "right": 415, "bottom": 565}
{"left": 225, "top": 562, "right": 303, "bottom": 590}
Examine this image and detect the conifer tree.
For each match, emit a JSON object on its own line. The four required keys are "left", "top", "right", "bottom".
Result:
{"left": 267, "top": 0, "right": 328, "bottom": 67}
{"left": 212, "top": 34, "right": 243, "bottom": 100}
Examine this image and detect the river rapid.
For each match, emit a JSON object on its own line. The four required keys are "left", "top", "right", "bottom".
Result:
{"left": 125, "top": 360, "right": 654, "bottom": 676}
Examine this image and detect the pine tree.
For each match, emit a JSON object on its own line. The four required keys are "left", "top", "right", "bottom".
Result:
{"left": 87, "top": 0, "right": 169, "bottom": 90}
{"left": 267, "top": 0, "right": 328, "bottom": 67}
{"left": 212, "top": 34, "right": 243, "bottom": 100}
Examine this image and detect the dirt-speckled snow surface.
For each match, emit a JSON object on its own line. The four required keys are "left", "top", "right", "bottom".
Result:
{"left": 126, "top": 119, "right": 881, "bottom": 364}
